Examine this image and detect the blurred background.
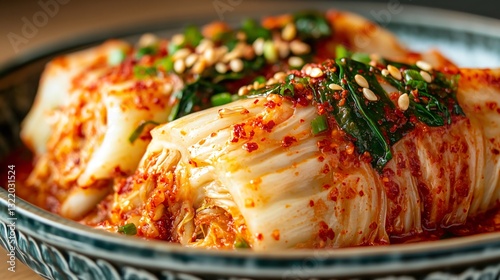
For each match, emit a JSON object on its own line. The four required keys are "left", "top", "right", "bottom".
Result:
{"left": 0, "top": 0, "right": 498, "bottom": 67}
{"left": 0, "top": 0, "right": 498, "bottom": 279}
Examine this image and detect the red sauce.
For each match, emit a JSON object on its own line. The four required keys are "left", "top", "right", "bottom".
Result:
{"left": 281, "top": 136, "right": 297, "bottom": 148}
{"left": 243, "top": 142, "right": 259, "bottom": 153}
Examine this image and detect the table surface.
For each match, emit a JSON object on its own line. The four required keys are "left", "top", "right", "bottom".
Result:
{"left": 1, "top": 1, "right": 498, "bottom": 279}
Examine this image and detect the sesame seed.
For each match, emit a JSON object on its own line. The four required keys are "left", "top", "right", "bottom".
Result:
{"left": 276, "top": 41, "right": 290, "bottom": 58}
{"left": 138, "top": 33, "right": 158, "bottom": 47}
{"left": 304, "top": 66, "right": 312, "bottom": 76}
{"left": 171, "top": 34, "right": 185, "bottom": 46}
{"left": 381, "top": 69, "right": 390, "bottom": 76}
{"left": 242, "top": 45, "right": 256, "bottom": 60}
{"left": 288, "top": 56, "right": 304, "bottom": 68}
{"left": 163, "top": 83, "right": 173, "bottom": 95}
{"left": 309, "top": 67, "right": 324, "bottom": 78}
{"left": 185, "top": 53, "right": 198, "bottom": 67}
{"left": 236, "top": 31, "right": 247, "bottom": 41}
{"left": 266, "top": 78, "right": 277, "bottom": 85}
{"left": 214, "top": 46, "right": 228, "bottom": 61}
{"left": 229, "top": 58, "right": 244, "bottom": 72}
{"left": 195, "top": 39, "right": 214, "bottom": 54}
{"left": 420, "top": 70, "right": 433, "bottom": 83}
{"left": 273, "top": 71, "right": 287, "bottom": 81}
{"left": 192, "top": 59, "right": 206, "bottom": 74}
{"left": 355, "top": 74, "right": 369, "bottom": 89}
{"left": 174, "top": 59, "right": 186, "bottom": 73}
{"left": 328, "top": 83, "right": 343, "bottom": 91}
{"left": 416, "top": 60, "right": 433, "bottom": 72}
{"left": 253, "top": 38, "right": 265, "bottom": 56}
{"left": 369, "top": 53, "right": 381, "bottom": 62}
{"left": 223, "top": 43, "right": 245, "bottom": 63}
{"left": 215, "top": 62, "right": 228, "bottom": 74}
{"left": 263, "top": 40, "right": 278, "bottom": 63}
{"left": 172, "top": 48, "right": 191, "bottom": 61}
{"left": 238, "top": 86, "right": 248, "bottom": 96}
{"left": 290, "top": 40, "right": 310, "bottom": 55}
{"left": 387, "top": 65, "right": 402, "bottom": 80}
{"left": 203, "top": 47, "right": 215, "bottom": 64}
{"left": 362, "top": 88, "right": 377, "bottom": 101}
{"left": 282, "top": 23, "right": 297, "bottom": 41}
{"left": 398, "top": 93, "right": 410, "bottom": 111}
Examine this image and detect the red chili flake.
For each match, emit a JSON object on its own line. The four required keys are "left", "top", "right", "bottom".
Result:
{"left": 360, "top": 151, "right": 372, "bottom": 163}
{"left": 321, "top": 163, "right": 330, "bottom": 174}
{"left": 318, "top": 156, "right": 325, "bottom": 162}
{"left": 231, "top": 123, "right": 246, "bottom": 143}
{"left": 256, "top": 233, "right": 264, "bottom": 241}
{"left": 282, "top": 136, "right": 297, "bottom": 148}
{"left": 322, "top": 184, "right": 331, "bottom": 190}
{"left": 328, "top": 187, "right": 339, "bottom": 202}
{"left": 272, "top": 230, "right": 280, "bottom": 241}
{"left": 264, "top": 100, "right": 277, "bottom": 109}
{"left": 318, "top": 221, "right": 335, "bottom": 241}
{"left": 317, "top": 139, "right": 333, "bottom": 152}
{"left": 243, "top": 142, "right": 259, "bottom": 152}
{"left": 253, "top": 99, "right": 260, "bottom": 104}
{"left": 493, "top": 148, "right": 500, "bottom": 155}
{"left": 299, "top": 119, "right": 305, "bottom": 123}
{"left": 309, "top": 200, "right": 315, "bottom": 207}
{"left": 261, "top": 120, "right": 276, "bottom": 132}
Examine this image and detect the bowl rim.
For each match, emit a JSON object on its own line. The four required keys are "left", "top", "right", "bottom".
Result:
{"left": 2, "top": 2, "right": 500, "bottom": 277}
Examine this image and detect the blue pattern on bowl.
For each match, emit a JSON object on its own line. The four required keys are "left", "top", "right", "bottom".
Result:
{"left": 2, "top": 2, "right": 500, "bottom": 279}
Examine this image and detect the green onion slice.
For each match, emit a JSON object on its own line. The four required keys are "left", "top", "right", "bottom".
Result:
{"left": 117, "top": 223, "right": 137, "bottom": 235}
{"left": 311, "top": 115, "right": 328, "bottom": 135}
{"left": 128, "top": 120, "right": 160, "bottom": 144}
{"left": 211, "top": 92, "right": 233, "bottom": 106}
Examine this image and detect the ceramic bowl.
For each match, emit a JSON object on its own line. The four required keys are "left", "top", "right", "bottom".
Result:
{"left": 1, "top": 2, "right": 500, "bottom": 279}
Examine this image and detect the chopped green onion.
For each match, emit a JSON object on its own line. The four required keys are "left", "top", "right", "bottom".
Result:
{"left": 404, "top": 69, "right": 424, "bottom": 81}
{"left": 155, "top": 56, "right": 174, "bottom": 72}
{"left": 351, "top": 52, "right": 371, "bottom": 64}
{"left": 241, "top": 18, "right": 272, "bottom": 43}
{"left": 168, "top": 41, "right": 182, "bottom": 54}
{"left": 133, "top": 65, "right": 157, "bottom": 79}
{"left": 311, "top": 115, "right": 328, "bottom": 135}
{"left": 211, "top": 92, "right": 233, "bottom": 106}
{"left": 117, "top": 223, "right": 137, "bottom": 235}
{"left": 293, "top": 11, "right": 332, "bottom": 40}
{"left": 335, "top": 44, "right": 350, "bottom": 59}
{"left": 234, "top": 237, "right": 250, "bottom": 249}
{"left": 136, "top": 45, "right": 157, "bottom": 59}
{"left": 128, "top": 120, "right": 160, "bottom": 143}
{"left": 253, "top": 76, "right": 267, "bottom": 84}
{"left": 108, "top": 49, "right": 126, "bottom": 66}
{"left": 184, "top": 25, "right": 203, "bottom": 47}
{"left": 263, "top": 40, "right": 278, "bottom": 63}
{"left": 168, "top": 102, "right": 180, "bottom": 122}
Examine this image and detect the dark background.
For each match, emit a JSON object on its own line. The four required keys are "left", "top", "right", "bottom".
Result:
{"left": 348, "top": 0, "right": 499, "bottom": 19}
{"left": 1, "top": 0, "right": 498, "bottom": 67}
